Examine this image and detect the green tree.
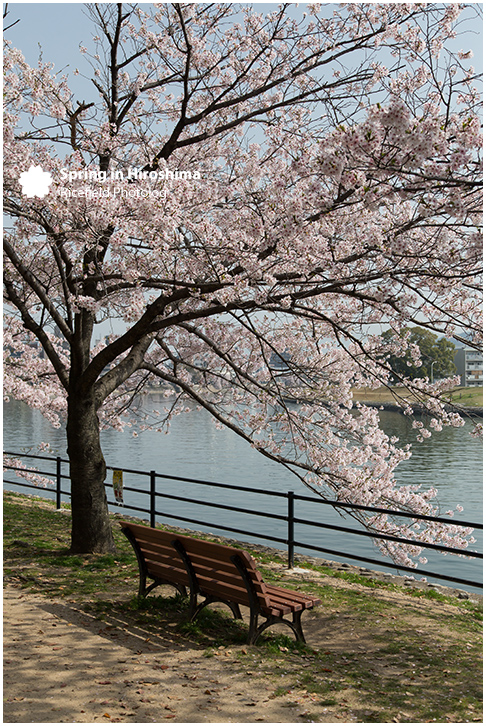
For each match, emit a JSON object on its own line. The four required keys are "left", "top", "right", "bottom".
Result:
{"left": 382, "top": 328, "right": 457, "bottom": 382}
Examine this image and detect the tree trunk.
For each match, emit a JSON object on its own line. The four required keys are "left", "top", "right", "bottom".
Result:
{"left": 66, "top": 393, "right": 116, "bottom": 554}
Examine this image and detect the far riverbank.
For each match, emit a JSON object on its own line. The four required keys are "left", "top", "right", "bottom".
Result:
{"left": 352, "top": 386, "right": 483, "bottom": 418}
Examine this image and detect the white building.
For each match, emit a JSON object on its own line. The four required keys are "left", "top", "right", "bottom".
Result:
{"left": 454, "top": 348, "right": 483, "bottom": 387}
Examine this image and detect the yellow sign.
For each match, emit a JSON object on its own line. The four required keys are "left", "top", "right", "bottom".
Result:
{"left": 113, "top": 470, "right": 124, "bottom": 504}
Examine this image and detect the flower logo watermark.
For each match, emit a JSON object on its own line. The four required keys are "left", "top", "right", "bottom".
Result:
{"left": 19, "top": 165, "right": 53, "bottom": 198}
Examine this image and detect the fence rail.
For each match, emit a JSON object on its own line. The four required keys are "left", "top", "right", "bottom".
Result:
{"left": 3, "top": 451, "right": 483, "bottom": 590}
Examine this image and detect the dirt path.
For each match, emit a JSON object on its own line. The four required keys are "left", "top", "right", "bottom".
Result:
{"left": 4, "top": 564, "right": 482, "bottom": 724}
{"left": 4, "top": 583, "right": 341, "bottom": 724}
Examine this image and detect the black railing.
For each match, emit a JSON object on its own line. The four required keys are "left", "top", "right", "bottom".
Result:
{"left": 3, "top": 451, "right": 483, "bottom": 590}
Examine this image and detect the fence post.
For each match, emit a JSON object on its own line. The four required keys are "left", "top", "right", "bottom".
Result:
{"left": 150, "top": 471, "right": 156, "bottom": 528}
{"left": 56, "top": 457, "right": 62, "bottom": 510}
{"left": 287, "top": 491, "right": 295, "bottom": 569}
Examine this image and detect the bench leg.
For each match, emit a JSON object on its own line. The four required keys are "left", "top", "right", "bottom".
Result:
{"left": 247, "top": 611, "right": 307, "bottom": 645}
{"left": 189, "top": 596, "right": 242, "bottom": 622}
{"left": 292, "top": 610, "right": 306, "bottom": 643}
{"left": 138, "top": 571, "right": 147, "bottom": 598}
{"left": 142, "top": 578, "right": 159, "bottom": 598}
{"left": 228, "top": 601, "right": 242, "bottom": 620}
{"left": 143, "top": 579, "right": 187, "bottom": 599}
{"left": 248, "top": 610, "right": 260, "bottom": 645}
{"left": 188, "top": 590, "right": 199, "bottom": 620}
{"left": 169, "top": 583, "right": 188, "bottom": 599}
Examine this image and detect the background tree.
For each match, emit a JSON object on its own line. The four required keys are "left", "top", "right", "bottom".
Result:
{"left": 382, "top": 327, "right": 457, "bottom": 382}
{"left": 4, "top": 3, "right": 482, "bottom": 566}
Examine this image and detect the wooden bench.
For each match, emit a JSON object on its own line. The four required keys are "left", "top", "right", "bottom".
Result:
{"left": 120, "top": 521, "right": 321, "bottom": 645}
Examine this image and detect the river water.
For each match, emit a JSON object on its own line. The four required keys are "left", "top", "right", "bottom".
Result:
{"left": 3, "top": 397, "right": 483, "bottom": 591}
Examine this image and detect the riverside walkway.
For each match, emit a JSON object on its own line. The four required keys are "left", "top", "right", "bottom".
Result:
{"left": 4, "top": 583, "right": 311, "bottom": 723}
{"left": 3, "top": 567, "right": 482, "bottom": 723}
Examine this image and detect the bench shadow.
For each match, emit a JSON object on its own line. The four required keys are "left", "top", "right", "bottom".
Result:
{"left": 35, "top": 588, "right": 255, "bottom": 654}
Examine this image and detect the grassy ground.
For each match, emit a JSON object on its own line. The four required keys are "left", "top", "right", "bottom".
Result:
{"left": 353, "top": 386, "right": 483, "bottom": 408}
{"left": 4, "top": 491, "right": 483, "bottom": 723}
{"left": 446, "top": 386, "right": 483, "bottom": 407}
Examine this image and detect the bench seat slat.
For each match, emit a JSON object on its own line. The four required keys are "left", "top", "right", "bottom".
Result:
{"left": 184, "top": 561, "right": 267, "bottom": 595}
{"left": 139, "top": 543, "right": 182, "bottom": 561}
{"left": 194, "top": 569, "right": 265, "bottom": 597}
{"left": 125, "top": 524, "right": 175, "bottom": 542}
{"left": 168, "top": 535, "right": 261, "bottom": 578}
{"left": 138, "top": 540, "right": 175, "bottom": 552}
{"left": 266, "top": 585, "right": 321, "bottom": 608}
{"left": 144, "top": 561, "right": 190, "bottom": 586}
{"left": 181, "top": 551, "right": 264, "bottom": 582}
{"left": 266, "top": 593, "right": 307, "bottom": 611}
{"left": 196, "top": 577, "right": 258, "bottom": 606}
{"left": 170, "top": 536, "right": 252, "bottom": 562}
{"left": 264, "top": 594, "right": 313, "bottom": 615}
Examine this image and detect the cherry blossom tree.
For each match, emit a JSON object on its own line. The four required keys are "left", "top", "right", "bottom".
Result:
{"left": 4, "top": 3, "right": 482, "bottom": 558}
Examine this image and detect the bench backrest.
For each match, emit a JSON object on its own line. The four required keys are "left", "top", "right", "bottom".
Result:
{"left": 171, "top": 531, "right": 271, "bottom": 610}
{"left": 120, "top": 521, "right": 270, "bottom": 609}
{"left": 121, "top": 521, "right": 190, "bottom": 588}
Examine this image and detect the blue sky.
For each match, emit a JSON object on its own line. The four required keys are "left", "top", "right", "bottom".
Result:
{"left": 6, "top": 2, "right": 483, "bottom": 78}
{"left": 6, "top": 3, "right": 96, "bottom": 67}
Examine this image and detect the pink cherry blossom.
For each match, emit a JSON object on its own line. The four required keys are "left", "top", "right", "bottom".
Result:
{"left": 3, "top": 4, "right": 482, "bottom": 557}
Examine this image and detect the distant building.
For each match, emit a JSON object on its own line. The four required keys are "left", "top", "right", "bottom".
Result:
{"left": 454, "top": 348, "right": 483, "bottom": 387}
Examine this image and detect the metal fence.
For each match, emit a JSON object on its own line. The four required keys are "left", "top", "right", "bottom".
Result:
{"left": 3, "top": 450, "right": 483, "bottom": 590}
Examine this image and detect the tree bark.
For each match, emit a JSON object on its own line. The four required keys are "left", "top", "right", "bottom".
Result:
{"left": 66, "top": 392, "right": 116, "bottom": 554}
